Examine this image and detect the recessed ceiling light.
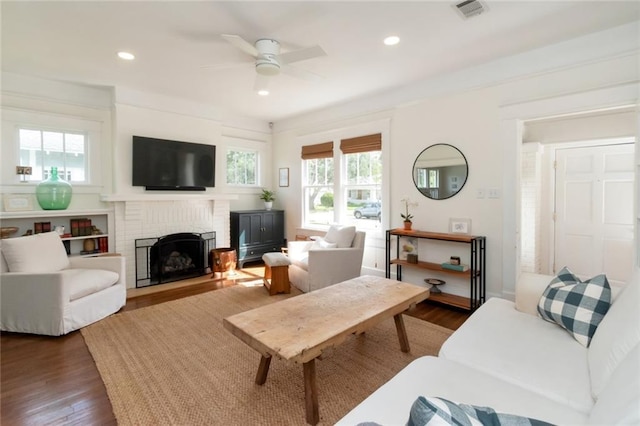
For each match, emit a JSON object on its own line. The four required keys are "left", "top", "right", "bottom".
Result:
{"left": 257, "top": 90, "right": 269, "bottom": 96}
{"left": 117, "top": 51, "right": 135, "bottom": 60}
{"left": 383, "top": 36, "right": 400, "bottom": 46}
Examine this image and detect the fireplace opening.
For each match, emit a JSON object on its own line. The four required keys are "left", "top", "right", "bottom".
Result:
{"left": 135, "top": 231, "right": 216, "bottom": 288}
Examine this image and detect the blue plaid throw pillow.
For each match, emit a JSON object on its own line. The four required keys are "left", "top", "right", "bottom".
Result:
{"left": 537, "top": 266, "right": 611, "bottom": 347}
{"left": 407, "top": 396, "right": 553, "bottom": 426}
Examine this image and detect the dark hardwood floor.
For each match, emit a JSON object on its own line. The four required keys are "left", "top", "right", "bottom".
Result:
{"left": 1, "top": 268, "right": 470, "bottom": 425}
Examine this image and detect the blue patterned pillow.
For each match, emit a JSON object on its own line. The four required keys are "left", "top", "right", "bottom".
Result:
{"left": 537, "top": 266, "right": 611, "bottom": 347}
{"left": 407, "top": 396, "right": 553, "bottom": 426}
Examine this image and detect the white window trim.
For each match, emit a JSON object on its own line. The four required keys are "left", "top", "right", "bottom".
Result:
{"left": 299, "top": 118, "right": 391, "bottom": 235}
{"left": 2, "top": 108, "right": 102, "bottom": 187}
{"left": 222, "top": 135, "right": 269, "bottom": 193}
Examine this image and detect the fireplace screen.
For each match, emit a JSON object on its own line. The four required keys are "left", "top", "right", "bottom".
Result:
{"left": 135, "top": 231, "right": 216, "bottom": 288}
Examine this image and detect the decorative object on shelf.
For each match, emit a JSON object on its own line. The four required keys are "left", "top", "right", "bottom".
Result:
{"left": 450, "top": 256, "right": 461, "bottom": 265}
{"left": 400, "top": 237, "right": 417, "bottom": 260}
{"left": 407, "top": 253, "right": 418, "bottom": 264}
{"left": 0, "top": 227, "right": 19, "bottom": 239}
{"left": 54, "top": 225, "right": 65, "bottom": 235}
{"left": 35, "top": 167, "right": 72, "bottom": 210}
{"left": 401, "top": 197, "right": 417, "bottom": 230}
{"left": 279, "top": 168, "right": 289, "bottom": 187}
{"left": 442, "top": 262, "right": 469, "bottom": 272}
{"left": 3, "top": 194, "right": 34, "bottom": 212}
{"left": 16, "top": 166, "right": 32, "bottom": 183}
{"left": 449, "top": 217, "right": 471, "bottom": 235}
{"left": 83, "top": 238, "right": 96, "bottom": 252}
{"left": 424, "top": 278, "right": 446, "bottom": 293}
{"left": 259, "top": 188, "right": 276, "bottom": 210}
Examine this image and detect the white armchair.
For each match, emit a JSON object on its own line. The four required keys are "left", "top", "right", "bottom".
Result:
{"left": 288, "top": 226, "right": 365, "bottom": 292}
{"left": 1, "top": 231, "right": 126, "bottom": 336}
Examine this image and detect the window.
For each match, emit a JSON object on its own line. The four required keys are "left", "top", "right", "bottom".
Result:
{"left": 301, "top": 134, "right": 383, "bottom": 231}
{"left": 341, "top": 134, "right": 382, "bottom": 231}
{"left": 302, "top": 142, "right": 334, "bottom": 226}
{"left": 226, "top": 149, "right": 258, "bottom": 186}
{"left": 18, "top": 127, "right": 87, "bottom": 182}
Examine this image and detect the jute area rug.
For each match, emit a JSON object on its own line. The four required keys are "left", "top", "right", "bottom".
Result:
{"left": 81, "top": 283, "right": 453, "bottom": 425}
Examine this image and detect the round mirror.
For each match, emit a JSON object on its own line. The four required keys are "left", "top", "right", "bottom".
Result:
{"left": 412, "top": 144, "right": 468, "bottom": 200}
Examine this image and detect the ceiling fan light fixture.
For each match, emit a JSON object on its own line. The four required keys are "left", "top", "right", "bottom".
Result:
{"left": 256, "top": 62, "right": 280, "bottom": 76}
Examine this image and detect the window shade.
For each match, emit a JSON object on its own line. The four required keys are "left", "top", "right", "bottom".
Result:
{"left": 340, "top": 133, "right": 381, "bottom": 154}
{"left": 301, "top": 141, "right": 333, "bottom": 159}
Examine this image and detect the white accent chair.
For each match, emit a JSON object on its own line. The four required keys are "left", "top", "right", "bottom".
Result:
{"left": 287, "top": 226, "right": 365, "bottom": 293}
{"left": 1, "top": 231, "right": 126, "bottom": 336}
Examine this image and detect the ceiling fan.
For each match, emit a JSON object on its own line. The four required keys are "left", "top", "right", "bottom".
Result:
{"left": 220, "top": 34, "right": 327, "bottom": 93}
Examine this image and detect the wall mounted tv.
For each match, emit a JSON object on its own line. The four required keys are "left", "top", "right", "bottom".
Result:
{"left": 132, "top": 135, "right": 216, "bottom": 191}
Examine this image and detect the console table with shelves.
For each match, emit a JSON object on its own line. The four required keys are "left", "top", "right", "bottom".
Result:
{"left": 0, "top": 209, "right": 113, "bottom": 256}
{"left": 385, "top": 229, "right": 486, "bottom": 311}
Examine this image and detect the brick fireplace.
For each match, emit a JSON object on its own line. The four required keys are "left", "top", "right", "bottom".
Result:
{"left": 104, "top": 195, "right": 233, "bottom": 288}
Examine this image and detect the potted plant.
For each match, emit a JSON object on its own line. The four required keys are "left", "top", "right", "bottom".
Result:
{"left": 400, "top": 198, "right": 417, "bottom": 230}
{"left": 259, "top": 189, "right": 276, "bottom": 210}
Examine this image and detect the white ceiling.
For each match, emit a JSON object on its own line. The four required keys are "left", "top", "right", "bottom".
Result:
{"left": 2, "top": 1, "right": 639, "bottom": 123}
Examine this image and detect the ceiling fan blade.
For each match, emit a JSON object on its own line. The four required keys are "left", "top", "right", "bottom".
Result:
{"left": 221, "top": 34, "right": 258, "bottom": 58}
{"left": 278, "top": 45, "right": 326, "bottom": 64}
{"left": 253, "top": 73, "right": 270, "bottom": 93}
{"left": 281, "top": 64, "right": 324, "bottom": 82}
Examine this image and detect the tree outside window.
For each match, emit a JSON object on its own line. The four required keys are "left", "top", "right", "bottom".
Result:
{"left": 303, "top": 157, "right": 334, "bottom": 225}
{"left": 226, "top": 149, "right": 258, "bottom": 186}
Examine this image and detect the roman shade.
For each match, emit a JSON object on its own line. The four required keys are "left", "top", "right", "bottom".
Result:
{"left": 301, "top": 142, "right": 333, "bottom": 159}
{"left": 340, "top": 133, "right": 381, "bottom": 154}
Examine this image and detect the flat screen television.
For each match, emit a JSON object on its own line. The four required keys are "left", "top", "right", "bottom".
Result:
{"left": 132, "top": 135, "right": 216, "bottom": 191}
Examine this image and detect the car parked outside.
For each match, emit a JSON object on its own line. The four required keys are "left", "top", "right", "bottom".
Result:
{"left": 354, "top": 202, "right": 381, "bottom": 220}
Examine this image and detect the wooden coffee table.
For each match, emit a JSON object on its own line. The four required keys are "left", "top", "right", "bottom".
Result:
{"left": 223, "top": 275, "right": 429, "bottom": 425}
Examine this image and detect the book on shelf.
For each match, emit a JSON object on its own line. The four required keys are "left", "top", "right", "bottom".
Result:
{"left": 98, "top": 236, "right": 108, "bottom": 253}
{"left": 70, "top": 219, "right": 80, "bottom": 237}
{"left": 33, "top": 221, "right": 51, "bottom": 234}
{"left": 441, "top": 262, "right": 469, "bottom": 272}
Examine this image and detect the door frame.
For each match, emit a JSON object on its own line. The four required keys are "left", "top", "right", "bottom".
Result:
{"left": 499, "top": 82, "right": 639, "bottom": 300}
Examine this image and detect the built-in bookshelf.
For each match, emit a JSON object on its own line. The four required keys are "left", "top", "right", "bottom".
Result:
{"left": 0, "top": 209, "right": 113, "bottom": 256}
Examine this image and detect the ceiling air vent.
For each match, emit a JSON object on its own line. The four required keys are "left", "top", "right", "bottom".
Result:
{"left": 453, "top": 0, "right": 487, "bottom": 19}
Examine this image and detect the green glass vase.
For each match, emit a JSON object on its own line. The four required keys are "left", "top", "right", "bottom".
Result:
{"left": 36, "top": 167, "right": 72, "bottom": 210}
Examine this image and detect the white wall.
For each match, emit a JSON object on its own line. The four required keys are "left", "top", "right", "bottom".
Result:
{"left": 272, "top": 22, "right": 640, "bottom": 300}
{"left": 0, "top": 74, "right": 114, "bottom": 210}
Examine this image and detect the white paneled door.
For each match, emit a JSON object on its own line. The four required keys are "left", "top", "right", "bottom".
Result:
{"left": 554, "top": 143, "right": 635, "bottom": 287}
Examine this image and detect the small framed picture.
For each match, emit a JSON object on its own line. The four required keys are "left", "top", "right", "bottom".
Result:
{"left": 3, "top": 194, "right": 34, "bottom": 212}
{"left": 279, "top": 168, "right": 289, "bottom": 187}
{"left": 449, "top": 217, "right": 471, "bottom": 235}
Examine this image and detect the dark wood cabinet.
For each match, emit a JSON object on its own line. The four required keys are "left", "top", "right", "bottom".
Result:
{"left": 231, "top": 210, "right": 285, "bottom": 268}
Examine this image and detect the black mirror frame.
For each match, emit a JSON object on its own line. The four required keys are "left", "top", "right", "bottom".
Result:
{"left": 412, "top": 143, "right": 469, "bottom": 200}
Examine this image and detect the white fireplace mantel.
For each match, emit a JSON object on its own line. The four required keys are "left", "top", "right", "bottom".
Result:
{"left": 100, "top": 193, "right": 239, "bottom": 202}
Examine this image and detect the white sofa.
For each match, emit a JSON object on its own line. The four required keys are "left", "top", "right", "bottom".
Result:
{"left": 1, "top": 231, "right": 126, "bottom": 336}
{"left": 288, "top": 226, "right": 365, "bottom": 293}
{"left": 337, "top": 269, "right": 640, "bottom": 425}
